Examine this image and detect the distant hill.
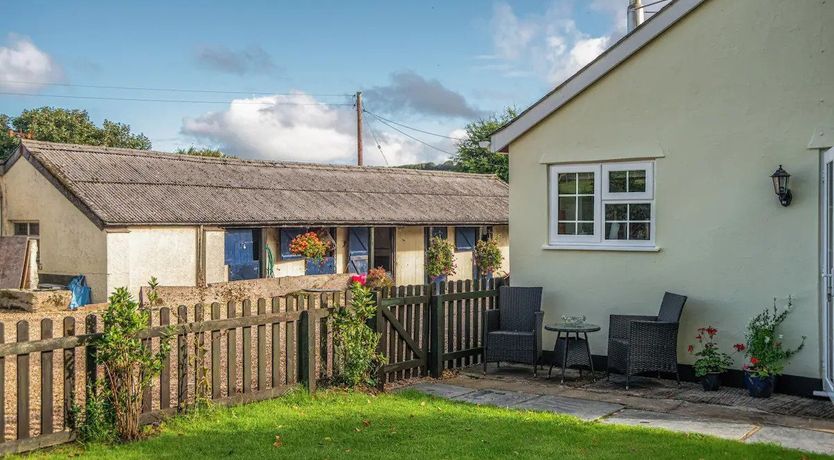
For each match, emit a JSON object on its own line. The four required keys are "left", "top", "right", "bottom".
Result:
{"left": 397, "top": 160, "right": 457, "bottom": 172}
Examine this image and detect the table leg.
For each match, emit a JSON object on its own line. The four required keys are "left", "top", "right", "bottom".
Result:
{"left": 584, "top": 332, "right": 596, "bottom": 382}
{"left": 561, "top": 332, "right": 569, "bottom": 384}
{"left": 548, "top": 331, "right": 560, "bottom": 378}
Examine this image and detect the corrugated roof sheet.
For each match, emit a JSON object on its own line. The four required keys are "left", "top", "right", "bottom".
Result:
{"left": 17, "top": 140, "right": 509, "bottom": 227}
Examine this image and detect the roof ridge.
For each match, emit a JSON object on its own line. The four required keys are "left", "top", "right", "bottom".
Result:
{"left": 21, "top": 139, "right": 500, "bottom": 180}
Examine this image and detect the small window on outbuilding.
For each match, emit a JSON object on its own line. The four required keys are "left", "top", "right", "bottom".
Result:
{"left": 13, "top": 221, "right": 39, "bottom": 238}
{"left": 455, "top": 227, "right": 477, "bottom": 251}
{"left": 430, "top": 227, "right": 448, "bottom": 240}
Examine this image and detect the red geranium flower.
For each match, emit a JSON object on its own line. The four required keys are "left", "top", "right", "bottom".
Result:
{"left": 733, "top": 343, "right": 746, "bottom": 352}
{"left": 687, "top": 345, "right": 694, "bottom": 353}
{"left": 351, "top": 274, "right": 367, "bottom": 286}
{"left": 750, "top": 357, "right": 759, "bottom": 365}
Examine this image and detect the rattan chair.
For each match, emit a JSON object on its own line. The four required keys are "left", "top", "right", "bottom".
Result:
{"left": 607, "top": 292, "right": 688, "bottom": 389}
{"left": 483, "top": 286, "right": 544, "bottom": 376}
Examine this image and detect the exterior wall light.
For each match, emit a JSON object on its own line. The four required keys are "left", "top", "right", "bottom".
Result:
{"left": 770, "top": 165, "right": 792, "bottom": 207}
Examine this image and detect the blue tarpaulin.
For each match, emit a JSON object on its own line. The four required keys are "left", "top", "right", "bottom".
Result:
{"left": 68, "top": 275, "right": 91, "bottom": 310}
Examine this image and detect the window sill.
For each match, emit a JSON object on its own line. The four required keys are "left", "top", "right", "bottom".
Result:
{"left": 542, "top": 244, "right": 661, "bottom": 252}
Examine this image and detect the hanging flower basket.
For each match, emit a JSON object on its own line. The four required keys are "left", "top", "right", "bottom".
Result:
{"left": 289, "top": 231, "right": 331, "bottom": 265}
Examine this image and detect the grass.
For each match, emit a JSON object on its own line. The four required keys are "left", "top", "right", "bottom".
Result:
{"left": 20, "top": 389, "right": 827, "bottom": 460}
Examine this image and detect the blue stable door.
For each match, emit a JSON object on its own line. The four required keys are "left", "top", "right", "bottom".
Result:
{"left": 225, "top": 228, "right": 260, "bottom": 281}
{"left": 347, "top": 227, "right": 369, "bottom": 274}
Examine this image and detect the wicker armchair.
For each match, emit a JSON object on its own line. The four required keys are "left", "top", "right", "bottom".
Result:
{"left": 607, "top": 292, "right": 688, "bottom": 389}
{"left": 483, "top": 286, "right": 544, "bottom": 376}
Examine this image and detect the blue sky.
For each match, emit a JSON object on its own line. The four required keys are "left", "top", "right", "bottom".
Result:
{"left": 0, "top": 0, "right": 642, "bottom": 165}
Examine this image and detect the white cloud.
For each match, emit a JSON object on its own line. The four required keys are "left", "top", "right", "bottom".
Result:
{"left": 181, "top": 93, "right": 456, "bottom": 166}
{"left": 485, "top": 2, "right": 623, "bottom": 86}
{"left": 0, "top": 35, "right": 62, "bottom": 90}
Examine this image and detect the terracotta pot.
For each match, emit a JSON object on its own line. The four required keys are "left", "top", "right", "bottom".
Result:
{"left": 700, "top": 372, "right": 721, "bottom": 391}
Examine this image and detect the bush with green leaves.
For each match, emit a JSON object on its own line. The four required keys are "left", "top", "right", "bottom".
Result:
{"left": 743, "top": 296, "right": 805, "bottom": 378}
{"left": 425, "top": 236, "right": 456, "bottom": 281}
{"left": 96, "top": 287, "right": 172, "bottom": 441}
{"left": 331, "top": 277, "right": 385, "bottom": 387}
{"left": 688, "top": 326, "right": 734, "bottom": 377}
{"left": 474, "top": 237, "right": 503, "bottom": 276}
{"left": 69, "top": 382, "right": 116, "bottom": 445}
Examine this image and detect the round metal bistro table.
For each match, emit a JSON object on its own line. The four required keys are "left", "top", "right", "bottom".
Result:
{"left": 545, "top": 323, "right": 601, "bottom": 383}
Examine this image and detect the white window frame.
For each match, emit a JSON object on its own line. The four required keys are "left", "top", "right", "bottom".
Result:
{"left": 548, "top": 161, "right": 656, "bottom": 250}
{"left": 602, "top": 161, "right": 654, "bottom": 200}
{"left": 548, "top": 165, "right": 601, "bottom": 244}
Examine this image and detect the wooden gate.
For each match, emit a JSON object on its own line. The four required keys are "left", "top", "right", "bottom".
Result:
{"left": 375, "top": 286, "right": 431, "bottom": 383}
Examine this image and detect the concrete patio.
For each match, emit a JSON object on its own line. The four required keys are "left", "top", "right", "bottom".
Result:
{"left": 403, "top": 365, "right": 834, "bottom": 456}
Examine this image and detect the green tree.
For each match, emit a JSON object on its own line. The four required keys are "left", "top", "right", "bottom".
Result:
{"left": 452, "top": 107, "right": 517, "bottom": 182}
{"left": 0, "top": 107, "right": 151, "bottom": 160}
{"left": 175, "top": 146, "right": 233, "bottom": 158}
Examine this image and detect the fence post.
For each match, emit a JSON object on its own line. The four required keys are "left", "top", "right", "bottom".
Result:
{"left": 373, "top": 290, "right": 385, "bottom": 390}
{"left": 298, "top": 310, "right": 317, "bottom": 393}
{"left": 429, "top": 282, "right": 445, "bottom": 378}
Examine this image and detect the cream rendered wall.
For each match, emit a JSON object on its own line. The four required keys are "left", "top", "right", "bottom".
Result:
{"left": 508, "top": 0, "right": 833, "bottom": 378}
{"left": 493, "top": 225, "right": 510, "bottom": 276}
{"left": 394, "top": 226, "right": 425, "bottom": 285}
{"left": 204, "top": 228, "right": 227, "bottom": 284}
{"left": 107, "top": 227, "right": 198, "bottom": 298}
{"left": 0, "top": 156, "right": 109, "bottom": 301}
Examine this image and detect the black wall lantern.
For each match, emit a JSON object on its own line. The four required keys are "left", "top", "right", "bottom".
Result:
{"left": 770, "top": 165, "right": 792, "bottom": 207}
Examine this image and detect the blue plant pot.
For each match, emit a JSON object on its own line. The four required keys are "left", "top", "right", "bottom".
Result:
{"left": 744, "top": 372, "right": 774, "bottom": 398}
{"left": 431, "top": 275, "right": 447, "bottom": 286}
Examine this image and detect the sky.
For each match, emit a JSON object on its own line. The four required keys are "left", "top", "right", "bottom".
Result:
{"left": 0, "top": 0, "right": 659, "bottom": 166}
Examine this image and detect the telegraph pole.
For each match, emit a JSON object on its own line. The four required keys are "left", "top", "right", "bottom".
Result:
{"left": 355, "top": 91, "right": 364, "bottom": 166}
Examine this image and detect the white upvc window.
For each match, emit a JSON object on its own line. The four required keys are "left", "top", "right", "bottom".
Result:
{"left": 548, "top": 161, "right": 655, "bottom": 249}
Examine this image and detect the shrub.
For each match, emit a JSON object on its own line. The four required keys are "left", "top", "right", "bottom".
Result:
{"left": 425, "top": 236, "right": 456, "bottom": 281}
{"left": 742, "top": 296, "right": 805, "bottom": 378}
{"left": 331, "top": 276, "right": 386, "bottom": 387}
{"left": 69, "top": 382, "right": 116, "bottom": 444}
{"left": 688, "top": 326, "right": 734, "bottom": 377}
{"left": 365, "top": 267, "right": 394, "bottom": 291}
{"left": 474, "top": 238, "right": 503, "bottom": 276}
{"left": 96, "top": 287, "right": 172, "bottom": 441}
{"left": 289, "top": 231, "right": 331, "bottom": 264}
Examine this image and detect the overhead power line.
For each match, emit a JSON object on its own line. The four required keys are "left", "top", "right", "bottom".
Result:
{"left": 0, "top": 80, "right": 352, "bottom": 98}
{"left": 367, "top": 112, "right": 455, "bottom": 156}
{"left": 0, "top": 91, "right": 354, "bottom": 106}
{"left": 362, "top": 110, "right": 464, "bottom": 141}
{"left": 365, "top": 117, "right": 389, "bottom": 166}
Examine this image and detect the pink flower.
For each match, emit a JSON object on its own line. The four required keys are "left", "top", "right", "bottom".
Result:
{"left": 351, "top": 274, "right": 367, "bottom": 286}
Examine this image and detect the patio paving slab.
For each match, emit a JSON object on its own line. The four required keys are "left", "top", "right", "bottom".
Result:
{"left": 406, "top": 383, "right": 475, "bottom": 399}
{"left": 513, "top": 394, "right": 624, "bottom": 420}
{"left": 602, "top": 409, "right": 757, "bottom": 441}
{"left": 451, "top": 388, "right": 538, "bottom": 407}
{"left": 746, "top": 426, "right": 834, "bottom": 455}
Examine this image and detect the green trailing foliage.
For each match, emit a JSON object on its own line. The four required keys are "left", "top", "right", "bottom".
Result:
{"left": 425, "top": 236, "right": 456, "bottom": 281}
{"left": 743, "top": 296, "right": 805, "bottom": 378}
{"left": 95, "top": 287, "right": 172, "bottom": 441}
{"left": 331, "top": 278, "right": 385, "bottom": 387}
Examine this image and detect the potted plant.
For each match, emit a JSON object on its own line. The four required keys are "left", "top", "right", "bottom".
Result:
{"left": 688, "top": 326, "right": 734, "bottom": 391}
{"left": 289, "top": 230, "right": 332, "bottom": 265}
{"left": 425, "top": 235, "right": 456, "bottom": 284}
{"left": 365, "top": 266, "right": 394, "bottom": 291}
{"left": 739, "top": 296, "right": 805, "bottom": 398}
{"left": 474, "top": 237, "right": 503, "bottom": 280}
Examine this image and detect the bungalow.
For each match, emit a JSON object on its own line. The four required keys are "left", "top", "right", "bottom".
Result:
{"left": 491, "top": 0, "right": 833, "bottom": 395}
{"left": 0, "top": 140, "right": 509, "bottom": 302}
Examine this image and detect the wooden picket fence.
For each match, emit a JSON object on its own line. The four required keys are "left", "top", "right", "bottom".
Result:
{"left": 0, "top": 279, "right": 504, "bottom": 455}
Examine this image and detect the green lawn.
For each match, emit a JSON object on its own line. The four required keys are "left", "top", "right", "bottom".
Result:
{"left": 23, "top": 389, "right": 827, "bottom": 460}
